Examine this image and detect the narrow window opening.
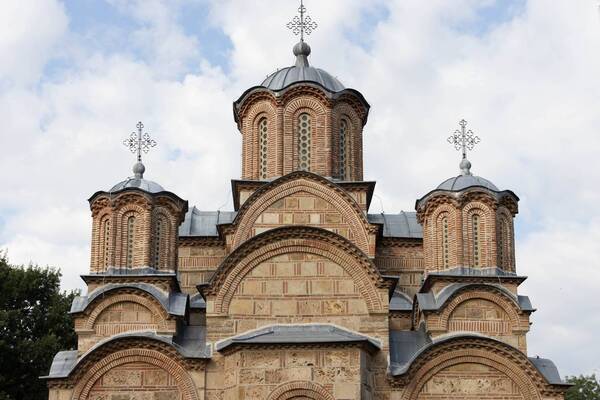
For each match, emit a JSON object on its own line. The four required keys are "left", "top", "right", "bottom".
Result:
{"left": 258, "top": 118, "right": 268, "bottom": 179}
{"left": 153, "top": 217, "right": 165, "bottom": 268}
{"left": 339, "top": 119, "right": 348, "bottom": 179}
{"left": 102, "top": 219, "right": 110, "bottom": 268}
{"left": 298, "top": 113, "right": 311, "bottom": 171}
{"left": 472, "top": 215, "right": 481, "bottom": 267}
{"left": 442, "top": 217, "right": 449, "bottom": 268}
{"left": 126, "top": 216, "right": 135, "bottom": 268}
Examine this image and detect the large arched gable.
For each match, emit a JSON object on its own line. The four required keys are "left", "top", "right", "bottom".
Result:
{"left": 227, "top": 171, "right": 376, "bottom": 255}
{"left": 397, "top": 336, "right": 557, "bottom": 400}
{"left": 202, "top": 226, "right": 388, "bottom": 315}
{"left": 69, "top": 335, "right": 203, "bottom": 400}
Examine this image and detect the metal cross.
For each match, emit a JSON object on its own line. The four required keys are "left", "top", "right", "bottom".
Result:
{"left": 286, "top": 0, "right": 318, "bottom": 41}
{"left": 447, "top": 119, "right": 480, "bottom": 160}
{"left": 123, "top": 121, "right": 156, "bottom": 163}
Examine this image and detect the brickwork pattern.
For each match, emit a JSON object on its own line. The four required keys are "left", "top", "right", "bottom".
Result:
{"left": 418, "top": 190, "right": 518, "bottom": 272}
{"left": 226, "top": 174, "right": 377, "bottom": 256}
{"left": 236, "top": 85, "right": 367, "bottom": 180}
{"left": 89, "top": 191, "right": 186, "bottom": 272}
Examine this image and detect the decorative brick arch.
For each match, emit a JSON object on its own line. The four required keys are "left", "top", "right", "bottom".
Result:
{"left": 462, "top": 200, "right": 494, "bottom": 267}
{"left": 437, "top": 286, "right": 523, "bottom": 332}
{"left": 230, "top": 172, "right": 374, "bottom": 255}
{"left": 399, "top": 337, "right": 549, "bottom": 400}
{"left": 267, "top": 381, "right": 335, "bottom": 400}
{"left": 84, "top": 292, "right": 170, "bottom": 332}
{"left": 426, "top": 203, "right": 460, "bottom": 270}
{"left": 333, "top": 102, "right": 363, "bottom": 181}
{"left": 205, "top": 226, "right": 386, "bottom": 314}
{"left": 243, "top": 100, "right": 278, "bottom": 179}
{"left": 72, "top": 347, "right": 198, "bottom": 400}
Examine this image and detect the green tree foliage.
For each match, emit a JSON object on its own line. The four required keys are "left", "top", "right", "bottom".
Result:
{"left": 566, "top": 374, "right": 600, "bottom": 400}
{"left": 0, "top": 253, "right": 77, "bottom": 400}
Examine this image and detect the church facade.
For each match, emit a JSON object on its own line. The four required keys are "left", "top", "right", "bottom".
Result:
{"left": 45, "top": 30, "right": 569, "bottom": 400}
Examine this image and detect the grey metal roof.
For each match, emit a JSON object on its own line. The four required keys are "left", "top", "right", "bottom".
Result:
{"left": 367, "top": 212, "right": 423, "bottom": 239}
{"left": 262, "top": 66, "right": 345, "bottom": 92}
{"left": 109, "top": 177, "right": 165, "bottom": 193}
{"left": 260, "top": 41, "right": 345, "bottom": 92}
{"left": 427, "top": 266, "right": 519, "bottom": 278}
{"left": 437, "top": 174, "right": 499, "bottom": 191}
{"left": 216, "top": 324, "right": 381, "bottom": 352}
{"left": 390, "top": 290, "right": 413, "bottom": 311}
{"left": 179, "top": 208, "right": 424, "bottom": 239}
{"left": 189, "top": 293, "right": 206, "bottom": 309}
{"left": 42, "top": 330, "right": 210, "bottom": 379}
{"left": 70, "top": 283, "right": 188, "bottom": 317}
{"left": 529, "top": 357, "right": 567, "bottom": 385}
{"left": 179, "top": 207, "right": 237, "bottom": 237}
{"left": 389, "top": 330, "right": 565, "bottom": 384}
{"left": 416, "top": 282, "right": 534, "bottom": 313}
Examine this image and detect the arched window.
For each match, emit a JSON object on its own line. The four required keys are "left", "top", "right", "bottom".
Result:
{"left": 441, "top": 216, "right": 449, "bottom": 268}
{"left": 339, "top": 119, "right": 348, "bottom": 179}
{"left": 498, "top": 217, "right": 512, "bottom": 270}
{"left": 297, "top": 113, "right": 311, "bottom": 171}
{"left": 258, "top": 118, "right": 268, "bottom": 179}
{"left": 472, "top": 215, "right": 481, "bottom": 267}
{"left": 126, "top": 216, "right": 135, "bottom": 268}
{"left": 153, "top": 216, "right": 167, "bottom": 268}
{"left": 101, "top": 218, "right": 111, "bottom": 269}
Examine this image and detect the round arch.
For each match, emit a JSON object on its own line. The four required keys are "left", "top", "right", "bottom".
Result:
{"left": 72, "top": 347, "right": 198, "bottom": 400}
{"left": 206, "top": 226, "right": 386, "bottom": 314}
{"left": 84, "top": 292, "right": 170, "bottom": 332}
{"left": 267, "top": 381, "right": 335, "bottom": 400}
{"left": 438, "top": 286, "right": 523, "bottom": 332}
{"left": 400, "top": 337, "right": 546, "bottom": 400}
{"left": 230, "top": 172, "right": 374, "bottom": 255}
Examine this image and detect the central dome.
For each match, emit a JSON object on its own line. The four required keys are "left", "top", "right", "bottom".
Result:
{"left": 260, "top": 41, "right": 345, "bottom": 92}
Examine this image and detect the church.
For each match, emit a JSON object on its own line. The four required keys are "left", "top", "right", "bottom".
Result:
{"left": 45, "top": 4, "right": 569, "bottom": 400}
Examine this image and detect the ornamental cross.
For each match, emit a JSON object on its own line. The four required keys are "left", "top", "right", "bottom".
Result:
{"left": 123, "top": 121, "right": 156, "bottom": 163}
{"left": 286, "top": 0, "right": 318, "bottom": 41}
{"left": 447, "top": 119, "right": 480, "bottom": 161}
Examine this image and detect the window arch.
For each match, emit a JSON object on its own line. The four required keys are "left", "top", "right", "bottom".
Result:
{"left": 297, "top": 113, "right": 311, "bottom": 171}
{"left": 125, "top": 215, "right": 136, "bottom": 268}
{"left": 339, "top": 119, "right": 349, "bottom": 179}
{"left": 100, "top": 217, "right": 111, "bottom": 269}
{"left": 472, "top": 214, "right": 482, "bottom": 267}
{"left": 258, "top": 117, "right": 268, "bottom": 179}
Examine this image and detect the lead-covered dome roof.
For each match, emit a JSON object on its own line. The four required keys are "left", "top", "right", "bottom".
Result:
{"left": 436, "top": 157, "right": 499, "bottom": 192}
{"left": 109, "top": 161, "right": 164, "bottom": 194}
{"left": 437, "top": 174, "right": 498, "bottom": 192}
{"left": 260, "top": 40, "right": 345, "bottom": 92}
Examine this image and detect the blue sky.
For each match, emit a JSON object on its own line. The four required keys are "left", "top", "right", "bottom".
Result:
{"left": 0, "top": 0, "right": 599, "bottom": 378}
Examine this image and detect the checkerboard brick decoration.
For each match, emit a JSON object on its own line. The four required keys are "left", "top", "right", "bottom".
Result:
{"left": 47, "top": 37, "right": 567, "bottom": 400}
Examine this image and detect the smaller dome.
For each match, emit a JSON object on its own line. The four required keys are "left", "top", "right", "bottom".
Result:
{"left": 437, "top": 175, "right": 499, "bottom": 192}
{"left": 110, "top": 177, "right": 164, "bottom": 194}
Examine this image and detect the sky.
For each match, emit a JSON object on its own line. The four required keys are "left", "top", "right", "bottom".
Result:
{"left": 0, "top": 0, "right": 599, "bottom": 378}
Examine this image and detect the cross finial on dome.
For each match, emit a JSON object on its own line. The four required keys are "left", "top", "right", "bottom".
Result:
{"left": 287, "top": 1, "right": 317, "bottom": 67}
{"left": 287, "top": 0, "right": 318, "bottom": 42}
{"left": 123, "top": 121, "right": 156, "bottom": 179}
{"left": 447, "top": 119, "right": 480, "bottom": 176}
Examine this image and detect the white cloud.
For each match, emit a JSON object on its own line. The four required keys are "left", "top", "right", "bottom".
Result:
{"left": 0, "top": 0, "right": 598, "bottom": 376}
{"left": 0, "top": 0, "right": 68, "bottom": 86}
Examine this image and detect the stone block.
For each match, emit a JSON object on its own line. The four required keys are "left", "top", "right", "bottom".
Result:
{"left": 312, "top": 280, "right": 333, "bottom": 295}
{"left": 299, "top": 197, "right": 315, "bottom": 209}
{"left": 265, "top": 280, "right": 283, "bottom": 295}
{"left": 287, "top": 280, "right": 307, "bottom": 295}
{"left": 294, "top": 213, "right": 310, "bottom": 224}
{"left": 229, "top": 299, "right": 254, "bottom": 315}
{"left": 310, "top": 213, "right": 321, "bottom": 223}
{"left": 324, "top": 213, "right": 342, "bottom": 223}
{"left": 262, "top": 213, "right": 279, "bottom": 224}
{"left": 272, "top": 300, "right": 297, "bottom": 315}
{"left": 334, "top": 383, "right": 359, "bottom": 399}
